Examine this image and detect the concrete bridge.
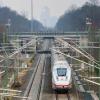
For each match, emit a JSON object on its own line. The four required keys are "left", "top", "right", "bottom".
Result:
{"left": 8, "top": 31, "right": 100, "bottom": 38}
{"left": 8, "top": 31, "right": 89, "bottom": 38}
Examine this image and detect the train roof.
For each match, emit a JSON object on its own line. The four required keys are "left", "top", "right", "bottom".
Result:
{"left": 51, "top": 49, "right": 71, "bottom": 68}
{"left": 52, "top": 52, "right": 66, "bottom": 61}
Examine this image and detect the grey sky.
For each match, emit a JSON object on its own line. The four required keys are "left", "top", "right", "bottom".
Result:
{"left": 0, "top": 0, "right": 88, "bottom": 27}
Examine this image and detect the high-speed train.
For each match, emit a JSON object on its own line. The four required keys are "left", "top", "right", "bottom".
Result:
{"left": 51, "top": 49, "right": 72, "bottom": 90}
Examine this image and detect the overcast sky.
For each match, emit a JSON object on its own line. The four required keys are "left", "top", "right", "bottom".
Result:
{"left": 0, "top": 0, "right": 88, "bottom": 27}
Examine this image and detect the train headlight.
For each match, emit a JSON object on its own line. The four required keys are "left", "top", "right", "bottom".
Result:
{"left": 56, "top": 76, "right": 58, "bottom": 80}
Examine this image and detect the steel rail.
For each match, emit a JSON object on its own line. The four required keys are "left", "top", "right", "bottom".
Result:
{"left": 66, "top": 93, "right": 71, "bottom": 100}
{"left": 36, "top": 54, "right": 47, "bottom": 100}
{"left": 55, "top": 93, "right": 71, "bottom": 100}
{"left": 23, "top": 55, "right": 41, "bottom": 100}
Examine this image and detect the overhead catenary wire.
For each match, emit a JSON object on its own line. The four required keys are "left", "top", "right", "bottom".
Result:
{"left": 0, "top": 39, "right": 34, "bottom": 63}
{"left": 0, "top": 66, "right": 29, "bottom": 69}
{"left": 68, "top": 38, "right": 100, "bottom": 66}
{"left": 57, "top": 38, "right": 100, "bottom": 67}
{"left": 52, "top": 48, "right": 100, "bottom": 70}
{"left": 57, "top": 38, "right": 94, "bottom": 61}
{"left": 0, "top": 88, "right": 22, "bottom": 92}
{"left": 0, "top": 93, "right": 31, "bottom": 99}
{"left": 69, "top": 38, "right": 94, "bottom": 60}
{"left": 79, "top": 75, "right": 100, "bottom": 79}
{"left": 84, "top": 78, "right": 100, "bottom": 86}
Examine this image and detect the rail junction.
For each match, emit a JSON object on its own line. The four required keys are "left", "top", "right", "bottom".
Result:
{"left": 0, "top": 32, "right": 100, "bottom": 100}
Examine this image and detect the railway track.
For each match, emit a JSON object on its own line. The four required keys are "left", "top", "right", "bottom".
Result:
{"left": 22, "top": 54, "right": 46, "bottom": 100}
{"left": 53, "top": 82, "right": 81, "bottom": 100}
{"left": 23, "top": 39, "right": 83, "bottom": 100}
{"left": 23, "top": 55, "right": 42, "bottom": 99}
{"left": 55, "top": 92, "right": 71, "bottom": 100}
{"left": 23, "top": 40, "right": 49, "bottom": 100}
{"left": 66, "top": 92, "right": 71, "bottom": 100}
{"left": 36, "top": 55, "right": 47, "bottom": 100}
{"left": 54, "top": 90, "right": 80, "bottom": 100}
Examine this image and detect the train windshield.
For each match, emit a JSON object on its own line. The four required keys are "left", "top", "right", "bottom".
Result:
{"left": 57, "top": 68, "right": 67, "bottom": 76}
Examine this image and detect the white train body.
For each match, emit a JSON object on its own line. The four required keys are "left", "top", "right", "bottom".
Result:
{"left": 51, "top": 50, "right": 72, "bottom": 90}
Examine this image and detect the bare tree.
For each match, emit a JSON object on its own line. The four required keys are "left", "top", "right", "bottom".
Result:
{"left": 89, "top": 0, "right": 99, "bottom": 5}
{"left": 68, "top": 4, "right": 78, "bottom": 12}
{"left": 21, "top": 10, "right": 27, "bottom": 18}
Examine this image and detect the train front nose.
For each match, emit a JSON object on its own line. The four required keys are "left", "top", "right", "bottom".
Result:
{"left": 53, "top": 83, "right": 72, "bottom": 89}
{"left": 53, "top": 76, "right": 72, "bottom": 89}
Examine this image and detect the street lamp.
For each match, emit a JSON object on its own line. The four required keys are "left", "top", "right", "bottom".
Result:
{"left": 31, "top": 0, "right": 33, "bottom": 32}
{"left": 86, "top": 17, "right": 92, "bottom": 32}
{"left": 4, "top": 19, "right": 11, "bottom": 43}
{"left": 6, "top": 19, "right": 11, "bottom": 34}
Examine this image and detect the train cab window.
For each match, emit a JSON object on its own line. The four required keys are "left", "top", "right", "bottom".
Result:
{"left": 57, "top": 68, "right": 67, "bottom": 76}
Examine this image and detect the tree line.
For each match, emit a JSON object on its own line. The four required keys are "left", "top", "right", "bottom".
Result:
{"left": 56, "top": 1, "right": 100, "bottom": 31}
{"left": 0, "top": 7, "right": 44, "bottom": 33}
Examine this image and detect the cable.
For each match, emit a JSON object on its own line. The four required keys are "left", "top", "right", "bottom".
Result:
{"left": 57, "top": 38, "right": 100, "bottom": 67}
{"left": 52, "top": 48, "right": 100, "bottom": 70}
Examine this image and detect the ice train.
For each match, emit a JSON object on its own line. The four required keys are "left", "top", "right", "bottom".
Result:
{"left": 51, "top": 49, "right": 72, "bottom": 90}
